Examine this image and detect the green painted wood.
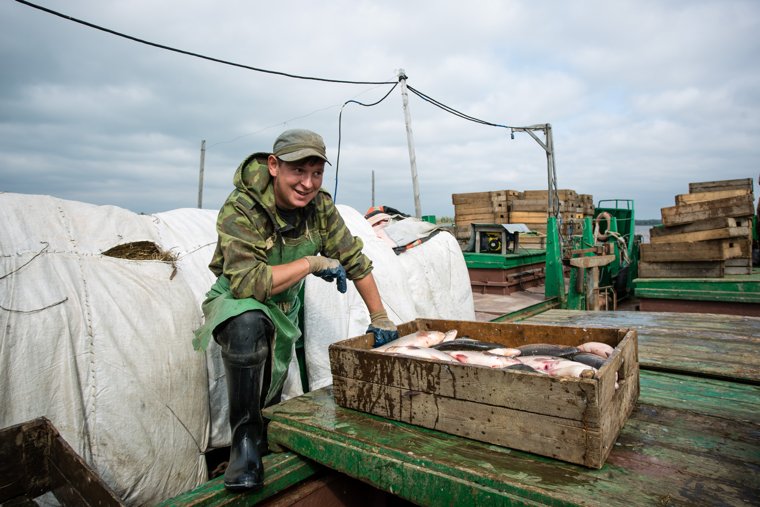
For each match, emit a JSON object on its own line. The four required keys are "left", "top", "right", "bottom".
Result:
{"left": 264, "top": 380, "right": 759, "bottom": 507}
{"left": 159, "top": 452, "right": 322, "bottom": 507}
{"left": 521, "top": 310, "right": 760, "bottom": 384}
{"left": 634, "top": 271, "right": 760, "bottom": 303}
{"left": 490, "top": 297, "right": 560, "bottom": 322}
{"left": 463, "top": 250, "right": 546, "bottom": 270}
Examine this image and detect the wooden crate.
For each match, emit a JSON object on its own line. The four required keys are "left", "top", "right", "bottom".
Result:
{"left": 0, "top": 417, "right": 122, "bottom": 506}
{"left": 329, "top": 319, "right": 639, "bottom": 469}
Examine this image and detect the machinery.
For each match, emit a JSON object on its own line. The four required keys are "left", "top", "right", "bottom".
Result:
{"left": 545, "top": 199, "right": 640, "bottom": 311}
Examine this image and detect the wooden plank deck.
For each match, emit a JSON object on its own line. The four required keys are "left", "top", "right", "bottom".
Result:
{"left": 264, "top": 374, "right": 759, "bottom": 507}
{"left": 521, "top": 310, "right": 760, "bottom": 384}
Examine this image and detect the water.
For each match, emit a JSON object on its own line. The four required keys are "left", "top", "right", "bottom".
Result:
{"left": 634, "top": 225, "right": 651, "bottom": 244}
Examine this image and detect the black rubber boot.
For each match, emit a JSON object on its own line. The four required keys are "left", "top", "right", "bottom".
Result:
{"left": 215, "top": 310, "right": 274, "bottom": 493}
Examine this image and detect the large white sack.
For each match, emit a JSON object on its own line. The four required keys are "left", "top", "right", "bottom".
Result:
{"left": 302, "top": 205, "right": 475, "bottom": 391}
{"left": 0, "top": 194, "right": 210, "bottom": 505}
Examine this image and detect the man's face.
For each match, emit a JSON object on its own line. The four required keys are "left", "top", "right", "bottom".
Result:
{"left": 268, "top": 155, "right": 325, "bottom": 209}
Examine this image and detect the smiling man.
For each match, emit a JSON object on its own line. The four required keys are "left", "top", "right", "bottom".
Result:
{"left": 193, "top": 129, "right": 398, "bottom": 492}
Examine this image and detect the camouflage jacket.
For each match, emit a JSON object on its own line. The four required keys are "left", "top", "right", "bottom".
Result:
{"left": 209, "top": 152, "right": 373, "bottom": 302}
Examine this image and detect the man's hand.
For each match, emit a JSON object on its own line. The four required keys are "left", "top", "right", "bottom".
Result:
{"left": 367, "top": 310, "right": 398, "bottom": 348}
{"left": 305, "top": 256, "right": 347, "bottom": 293}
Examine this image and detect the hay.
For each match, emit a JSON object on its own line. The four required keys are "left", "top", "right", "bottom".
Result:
{"left": 102, "top": 241, "right": 178, "bottom": 262}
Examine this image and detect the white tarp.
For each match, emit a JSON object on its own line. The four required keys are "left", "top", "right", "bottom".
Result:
{"left": 301, "top": 205, "right": 475, "bottom": 392}
{"left": 0, "top": 193, "right": 214, "bottom": 505}
{"left": 0, "top": 193, "right": 475, "bottom": 504}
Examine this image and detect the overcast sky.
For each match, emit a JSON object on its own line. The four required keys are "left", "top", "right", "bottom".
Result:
{"left": 2, "top": 0, "right": 759, "bottom": 220}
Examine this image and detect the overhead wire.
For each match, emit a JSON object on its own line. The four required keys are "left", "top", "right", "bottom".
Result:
{"left": 13, "top": 0, "right": 395, "bottom": 86}
{"left": 15, "top": 0, "right": 538, "bottom": 211}
{"left": 333, "top": 82, "right": 399, "bottom": 200}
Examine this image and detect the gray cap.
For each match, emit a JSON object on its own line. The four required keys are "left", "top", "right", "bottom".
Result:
{"left": 272, "top": 129, "right": 331, "bottom": 164}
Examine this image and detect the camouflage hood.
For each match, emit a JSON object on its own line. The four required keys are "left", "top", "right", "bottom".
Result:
{"left": 232, "top": 152, "right": 276, "bottom": 217}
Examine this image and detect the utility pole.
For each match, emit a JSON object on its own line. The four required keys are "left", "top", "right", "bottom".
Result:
{"left": 398, "top": 69, "right": 422, "bottom": 218}
{"left": 371, "top": 170, "right": 375, "bottom": 207}
{"left": 197, "top": 139, "right": 206, "bottom": 209}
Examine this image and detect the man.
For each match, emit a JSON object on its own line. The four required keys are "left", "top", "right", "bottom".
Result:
{"left": 193, "top": 129, "right": 398, "bottom": 492}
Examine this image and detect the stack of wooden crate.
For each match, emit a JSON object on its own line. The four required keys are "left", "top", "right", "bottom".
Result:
{"left": 639, "top": 178, "right": 755, "bottom": 278}
{"left": 510, "top": 190, "right": 594, "bottom": 247}
{"left": 452, "top": 188, "right": 595, "bottom": 248}
{"left": 452, "top": 190, "right": 517, "bottom": 242}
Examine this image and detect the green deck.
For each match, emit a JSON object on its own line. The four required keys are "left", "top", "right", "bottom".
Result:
{"left": 171, "top": 311, "right": 760, "bottom": 506}
{"left": 522, "top": 309, "right": 760, "bottom": 384}
{"left": 263, "top": 374, "right": 758, "bottom": 506}
{"left": 463, "top": 249, "right": 545, "bottom": 270}
{"left": 633, "top": 270, "right": 760, "bottom": 304}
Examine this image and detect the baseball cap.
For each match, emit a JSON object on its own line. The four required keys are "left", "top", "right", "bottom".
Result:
{"left": 273, "top": 129, "right": 331, "bottom": 165}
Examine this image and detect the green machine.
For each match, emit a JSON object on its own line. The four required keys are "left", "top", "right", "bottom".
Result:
{"left": 546, "top": 199, "right": 640, "bottom": 311}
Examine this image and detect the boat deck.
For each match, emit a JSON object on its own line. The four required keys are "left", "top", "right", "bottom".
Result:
{"left": 255, "top": 310, "right": 760, "bottom": 506}
{"left": 166, "top": 310, "right": 760, "bottom": 506}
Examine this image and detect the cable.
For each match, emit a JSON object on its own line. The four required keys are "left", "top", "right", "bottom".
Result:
{"left": 333, "top": 82, "right": 399, "bottom": 200}
{"left": 14, "top": 0, "right": 395, "bottom": 86}
{"left": 406, "top": 85, "right": 512, "bottom": 129}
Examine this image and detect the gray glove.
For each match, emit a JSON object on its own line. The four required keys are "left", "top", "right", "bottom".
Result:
{"left": 367, "top": 310, "right": 398, "bottom": 347}
{"left": 305, "top": 256, "right": 347, "bottom": 293}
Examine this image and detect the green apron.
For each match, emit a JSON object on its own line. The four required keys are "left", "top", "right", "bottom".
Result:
{"left": 193, "top": 229, "right": 321, "bottom": 406}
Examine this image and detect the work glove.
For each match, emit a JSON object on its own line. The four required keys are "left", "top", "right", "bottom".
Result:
{"left": 367, "top": 310, "right": 398, "bottom": 348}
{"left": 305, "top": 255, "right": 347, "bottom": 293}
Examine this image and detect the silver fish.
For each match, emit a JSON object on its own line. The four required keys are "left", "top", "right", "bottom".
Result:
{"left": 445, "top": 350, "right": 522, "bottom": 368}
{"left": 374, "top": 329, "right": 458, "bottom": 351}
{"left": 577, "top": 342, "right": 614, "bottom": 359}
{"left": 517, "top": 356, "right": 596, "bottom": 379}
{"left": 517, "top": 343, "right": 580, "bottom": 358}
{"left": 383, "top": 345, "right": 459, "bottom": 362}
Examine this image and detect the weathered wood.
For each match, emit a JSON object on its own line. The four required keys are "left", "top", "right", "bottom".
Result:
{"left": 650, "top": 217, "right": 737, "bottom": 238}
{"left": 0, "top": 418, "right": 122, "bottom": 506}
{"left": 159, "top": 452, "right": 322, "bottom": 506}
{"left": 676, "top": 188, "right": 750, "bottom": 205}
{"left": 640, "top": 238, "right": 745, "bottom": 262}
{"left": 522, "top": 310, "right": 760, "bottom": 383}
{"left": 263, "top": 375, "right": 760, "bottom": 507}
{"left": 688, "top": 177, "right": 753, "bottom": 194}
{"left": 649, "top": 225, "right": 750, "bottom": 244}
{"left": 660, "top": 194, "right": 755, "bottom": 226}
{"left": 328, "top": 319, "right": 638, "bottom": 469}
{"left": 638, "top": 260, "right": 724, "bottom": 278}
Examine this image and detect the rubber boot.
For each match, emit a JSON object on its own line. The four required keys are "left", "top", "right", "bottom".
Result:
{"left": 215, "top": 310, "right": 274, "bottom": 492}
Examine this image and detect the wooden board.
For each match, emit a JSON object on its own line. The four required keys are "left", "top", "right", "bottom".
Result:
{"left": 640, "top": 238, "right": 747, "bottom": 262}
{"left": 638, "top": 260, "right": 724, "bottom": 278}
{"left": 688, "top": 177, "right": 753, "bottom": 194}
{"left": 262, "top": 374, "right": 759, "bottom": 507}
{"left": 649, "top": 225, "right": 750, "bottom": 244}
{"left": 676, "top": 188, "right": 751, "bottom": 205}
{"left": 329, "top": 319, "right": 638, "bottom": 469}
{"left": 521, "top": 310, "right": 760, "bottom": 383}
{"left": 650, "top": 217, "right": 737, "bottom": 238}
{"left": 660, "top": 194, "right": 755, "bottom": 226}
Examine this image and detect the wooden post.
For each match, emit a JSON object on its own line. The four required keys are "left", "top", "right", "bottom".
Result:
{"left": 197, "top": 140, "right": 206, "bottom": 209}
{"left": 398, "top": 69, "right": 422, "bottom": 218}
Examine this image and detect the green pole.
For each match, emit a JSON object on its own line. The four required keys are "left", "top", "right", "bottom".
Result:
{"left": 544, "top": 216, "right": 566, "bottom": 307}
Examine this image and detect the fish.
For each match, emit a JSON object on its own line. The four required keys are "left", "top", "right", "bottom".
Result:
{"left": 504, "top": 363, "right": 544, "bottom": 373}
{"left": 431, "top": 337, "right": 509, "bottom": 351}
{"left": 577, "top": 341, "right": 615, "bottom": 359}
{"left": 484, "top": 347, "right": 522, "bottom": 358}
{"left": 382, "top": 345, "right": 459, "bottom": 362}
{"left": 517, "top": 355, "right": 597, "bottom": 379}
{"left": 516, "top": 343, "right": 580, "bottom": 358}
{"left": 445, "top": 350, "right": 522, "bottom": 368}
{"left": 570, "top": 352, "right": 607, "bottom": 369}
{"left": 374, "top": 329, "right": 457, "bottom": 351}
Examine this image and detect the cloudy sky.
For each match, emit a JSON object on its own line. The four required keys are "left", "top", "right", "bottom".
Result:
{"left": 2, "top": 0, "right": 759, "bottom": 220}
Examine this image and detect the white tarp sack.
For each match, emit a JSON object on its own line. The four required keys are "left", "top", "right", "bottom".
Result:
{"left": 0, "top": 193, "right": 214, "bottom": 505}
{"left": 302, "top": 205, "right": 475, "bottom": 391}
